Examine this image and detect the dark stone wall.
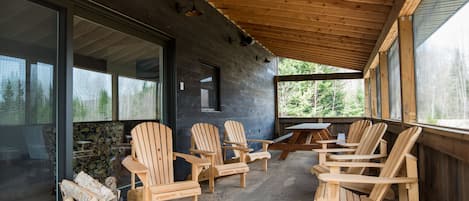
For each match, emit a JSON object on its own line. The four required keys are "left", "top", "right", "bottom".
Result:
{"left": 93, "top": 0, "right": 276, "bottom": 179}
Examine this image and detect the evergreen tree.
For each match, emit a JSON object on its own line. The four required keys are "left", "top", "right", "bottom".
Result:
{"left": 98, "top": 90, "right": 110, "bottom": 119}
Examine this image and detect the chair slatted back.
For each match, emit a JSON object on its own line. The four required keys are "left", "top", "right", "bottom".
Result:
{"left": 224, "top": 120, "right": 248, "bottom": 158}
{"left": 191, "top": 123, "right": 224, "bottom": 166}
{"left": 368, "top": 127, "right": 422, "bottom": 200}
{"left": 131, "top": 122, "right": 174, "bottom": 186}
{"left": 347, "top": 120, "right": 372, "bottom": 143}
{"left": 346, "top": 123, "right": 387, "bottom": 174}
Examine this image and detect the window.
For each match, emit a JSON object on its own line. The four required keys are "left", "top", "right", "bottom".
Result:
{"left": 73, "top": 68, "right": 112, "bottom": 122}
{"left": 200, "top": 63, "right": 220, "bottom": 112}
{"left": 0, "top": 1, "right": 58, "bottom": 200}
{"left": 119, "top": 76, "right": 158, "bottom": 120}
{"left": 0, "top": 55, "right": 26, "bottom": 125}
{"left": 278, "top": 79, "right": 364, "bottom": 117}
{"left": 388, "top": 39, "right": 402, "bottom": 120}
{"left": 278, "top": 58, "right": 360, "bottom": 75}
{"left": 414, "top": 0, "right": 469, "bottom": 129}
{"left": 31, "top": 62, "right": 54, "bottom": 124}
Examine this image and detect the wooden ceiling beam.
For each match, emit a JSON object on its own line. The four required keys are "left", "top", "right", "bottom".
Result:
{"left": 209, "top": 1, "right": 389, "bottom": 23}
{"left": 245, "top": 29, "right": 374, "bottom": 53}
{"left": 271, "top": 48, "right": 367, "bottom": 65}
{"left": 345, "top": 0, "right": 394, "bottom": 6}
{"left": 211, "top": 0, "right": 392, "bottom": 14}
{"left": 363, "top": 0, "right": 421, "bottom": 75}
{"left": 229, "top": 14, "right": 381, "bottom": 36}
{"left": 257, "top": 37, "right": 370, "bottom": 59}
{"left": 234, "top": 19, "right": 379, "bottom": 40}
{"left": 240, "top": 23, "right": 377, "bottom": 46}
{"left": 218, "top": 6, "right": 385, "bottom": 30}
{"left": 269, "top": 46, "right": 368, "bottom": 66}
{"left": 275, "top": 51, "right": 364, "bottom": 71}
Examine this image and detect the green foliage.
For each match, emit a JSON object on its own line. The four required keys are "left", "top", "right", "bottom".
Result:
{"left": 278, "top": 58, "right": 364, "bottom": 117}
{"left": 98, "top": 90, "right": 111, "bottom": 119}
{"left": 73, "top": 97, "right": 88, "bottom": 122}
{"left": 0, "top": 79, "right": 26, "bottom": 124}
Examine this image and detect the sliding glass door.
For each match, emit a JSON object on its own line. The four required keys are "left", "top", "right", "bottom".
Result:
{"left": 0, "top": 0, "right": 58, "bottom": 200}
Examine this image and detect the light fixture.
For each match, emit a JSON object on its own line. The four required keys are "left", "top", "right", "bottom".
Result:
{"left": 185, "top": 0, "right": 203, "bottom": 17}
{"left": 264, "top": 58, "right": 271, "bottom": 63}
{"left": 240, "top": 35, "right": 254, "bottom": 46}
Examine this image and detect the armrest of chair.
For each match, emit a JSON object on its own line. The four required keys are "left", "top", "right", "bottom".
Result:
{"left": 313, "top": 148, "right": 356, "bottom": 153}
{"left": 323, "top": 162, "right": 385, "bottom": 168}
{"left": 174, "top": 152, "right": 211, "bottom": 166}
{"left": 189, "top": 148, "right": 216, "bottom": 156}
{"left": 224, "top": 141, "right": 246, "bottom": 146}
{"left": 122, "top": 156, "right": 148, "bottom": 174}
{"left": 316, "top": 139, "right": 339, "bottom": 144}
{"left": 247, "top": 139, "right": 274, "bottom": 144}
{"left": 329, "top": 154, "right": 387, "bottom": 161}
{"left": 318, "top": 174, "right": 418, "bottom": 184}
{"left": 337, "top": 143, "right": 360, "bottom": 147}
{"left": 222, "top": 146, "right": 253, "bottom": 153}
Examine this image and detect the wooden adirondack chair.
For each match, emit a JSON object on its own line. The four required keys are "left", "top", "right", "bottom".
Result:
{"left": 317, "top": 120, "right": 371, "bottom": 148}
{"left": 224, "top": 120, "right": 273, "bottom": 171}
{"left": 315, "top": 126, "right": 422, "bottom": 201}
{"left": 311, "top": 123, "right": 388, "bottom": 176}
{"left": 122, "top": 122, "right": 210, "bottom": 201}
{"left": 190, "top": 123, "right": 250, "bottom": 193}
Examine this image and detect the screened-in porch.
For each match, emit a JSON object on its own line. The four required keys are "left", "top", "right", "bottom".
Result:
{"left": 0, "top": 0, "right": 468, "bottom": 201}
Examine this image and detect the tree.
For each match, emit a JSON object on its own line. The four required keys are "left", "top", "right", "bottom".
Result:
{"left": 278, "top": 58, "right": 364, "bottom": 118}
{"left": 73, "top": 97, "right": 87, "bottom": 122}
{"left": 98, "top": 90, "right": 110, "bottom": 119}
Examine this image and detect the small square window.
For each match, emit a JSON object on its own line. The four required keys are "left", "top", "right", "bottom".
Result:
{"left": 200, "top": 63, "right": 220, "bottom": 112}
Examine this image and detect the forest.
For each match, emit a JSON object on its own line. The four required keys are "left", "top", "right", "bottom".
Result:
{"left": 278, "top": 58, "right": 365, "bottom": 118}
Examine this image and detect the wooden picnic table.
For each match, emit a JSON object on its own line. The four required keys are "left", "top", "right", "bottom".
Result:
{"left": 269, "top": 123, "right": 332, "bottom": 160}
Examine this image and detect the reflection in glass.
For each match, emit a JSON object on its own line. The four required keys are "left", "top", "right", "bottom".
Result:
{"left": 0, "top": 0, "right": 57, "bottom": 200}
{"left": 73, "top": 68, "right": 112, "bottom": 122}
{"left": 200, "top": 64, "right": 219, "bottom": 111}
{"left": 414, "top": 0, "right": 469, "bottom": 129}
{"left": 119, "top": 76, "right": 158, "bottom": 120}
{"left": 72, "top": 16, "right": 162, "bottom": 189}
{"left": 388, "top": 40, "right": 402, "bottom": 120}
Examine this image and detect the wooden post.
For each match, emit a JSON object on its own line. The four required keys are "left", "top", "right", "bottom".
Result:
{"left": 398, "top": 16, "right": 417, "bottom": 123}
{"left": 274, "top": 76, "right": 280, "bottom": 137}
{"left": 364, "top": 78, "right": 371, "bottom": 117}
{"left": 370, "top": 68, "right": 378, "bottom": 118}
{"left": 379, "top": 51, "right": 390, "bottom": 119}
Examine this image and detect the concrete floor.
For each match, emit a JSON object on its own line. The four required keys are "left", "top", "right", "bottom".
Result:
{"left": 177, "top": 151, "right": 319, "bottom": 201}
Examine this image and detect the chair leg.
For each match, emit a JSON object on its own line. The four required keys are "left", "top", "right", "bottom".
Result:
{"left": 209, "top": 175, "right": 215, "bottom": 193}
{"left": 262, "top": 159, "right": 268, "bottom": 172}
{"left": 240, "top": 173, "right": 246, "bottom": 188}
{"left": 193, "top": 195, "right": 198, "bottom": 201}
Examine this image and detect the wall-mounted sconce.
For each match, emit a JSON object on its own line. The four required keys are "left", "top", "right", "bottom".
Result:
{"left": 264, "top": 58, "right": 271, "bottom": 63}
{"left": 176, "top": 0, "right": 203, "bottom": 17}
{"left": 240, "top": 35, "right": 254, "bottom": 46}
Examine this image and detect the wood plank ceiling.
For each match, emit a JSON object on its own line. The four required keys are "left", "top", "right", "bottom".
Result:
{"left": 207, "top": 0, "right": 394, "bottom": 71}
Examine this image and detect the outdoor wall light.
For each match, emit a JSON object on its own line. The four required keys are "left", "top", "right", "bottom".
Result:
{"left": 176, "top": 0, "right": 203, "bottom": 17}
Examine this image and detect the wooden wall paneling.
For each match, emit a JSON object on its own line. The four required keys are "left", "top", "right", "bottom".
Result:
{"left": 398, "top": 16, "right": 417, "bottom": 123}
{"left": 379, "top": 52, "right": 390, "bottom": 119}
